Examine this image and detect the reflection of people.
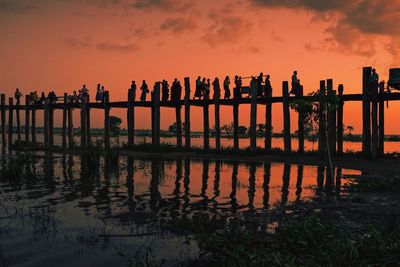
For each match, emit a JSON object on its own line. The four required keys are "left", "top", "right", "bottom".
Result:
{"left": 223, "top": 76, "right": 231, "bottom": 99}
{"left": 14, "top": 88, "right": 22, "bottom": 105}
{"left": 140, "top": 80, "right": 149, "bottom": 102}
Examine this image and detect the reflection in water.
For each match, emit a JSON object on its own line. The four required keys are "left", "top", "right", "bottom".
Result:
{"left": 0, "top": 153, "right": 362, "bottom": 266}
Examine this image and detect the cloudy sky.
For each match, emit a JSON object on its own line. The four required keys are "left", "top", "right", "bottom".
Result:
{"left": 1, "top": 0, "right": 399, "bottom": 133}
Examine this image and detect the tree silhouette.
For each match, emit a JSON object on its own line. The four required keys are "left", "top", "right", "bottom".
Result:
{"left": 346, "top": 125, "right": 354, "bottom": 136}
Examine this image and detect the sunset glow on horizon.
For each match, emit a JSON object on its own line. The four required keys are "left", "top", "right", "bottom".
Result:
{"left": 1, "top": 0, "right": 399, "bottom": 133}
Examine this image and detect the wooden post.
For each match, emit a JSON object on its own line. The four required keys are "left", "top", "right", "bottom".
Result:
{"left": 86, "top": 96, "right": 91, "bottom": 147}
{"left": 25, "top": 95, "right": 30, "bottom": 143}
{"left": 203, "top": 94, "right": 210, "bottom": 150}
{"left": 371, "top": 78, "right": 378, "bottom": 159}
{"left": 31, "top": 107, "right": 36, "bottom": 144}
{"left": 265, "top": 88, "right": 272, "bottom": 152}
{"left": 104, "top": 91, "right": 110, "bottom": 150}
{"left": 184, "top": 77, "right": 191, "bottom": 150}
{"left": 362, "top": 67, "right": 372, "bottom": 159}
{"left": 127, "top": 89, "right": 135, "bottom": 149}
{"left": 49, "top": 105, "right": 54, "bottom": 147}
{"left": 318, "top": 80, "right": 326, "bottom": 158}
{"left": 16, "top": 99, "right": 21, "bottom": 143}
{"left": 326, "top": 79, "right": 336, "bottom": 156}
{"left": 67, "top": 98, "right": 74, "bottom": 149}
{"left": 214, "top": 89, "right": 221, "bottom": 151}
{"left": 80, "top": 94, "right": 87, "bottom": 148}
{"left": 8, "top": 97, "right": 13, "bottom": 148}
{"left": 233, "top": 92, "right": 239, "bottom": 150}
{"left": 378, "top": 82, "right": 385, "bottom": 157}
{"left": 337, "top": 84, "right": 344, "bottom": 156}
{"left": 298, "top": 86, "right": 304, "bottom": 153}
{"left": 152, "top": 82, "right": 161, "bottom": 146}
{"left": 62, "top": 93, "right": 67, "bottom": 149}
{"left": 1, "top": 94, "right": 6, "bottom": 146}
{"left": 176, "top": 103, "right": 182, "bottom": 148}
{"left": 250, "top": 82, "right": 257, "bottom": 152}
{"left": 282, "top": 81, "right": 291, "bottom": 153}
{"left": 44, "top": 99, "right": 49, "bottom": 147}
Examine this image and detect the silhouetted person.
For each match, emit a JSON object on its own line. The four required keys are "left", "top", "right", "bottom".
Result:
{"left": 176, "top": 80, "right": 182, "bottom": 100}
{"left": 204, "top": 78, "right": 210, "bottom": 99}
{"left": 371, "top": 68, "right": 379, "bottom": 93}
{"left": 200, "top": 78, "right": 207, "bottom": 99}
{"left": 82, "top": 84, "right": 89, "bottom": 97}
{"left": 72, "top": 91, "right": 79, "bottom": 103}
{"left": 194, "top": 76, "right": 202, "bottom": 99}
{"left": 95, "top": 84, "right": 102, "bottom": 102}
{"left": 130, "top": 80, "right": 136, "bottom": 101}
{"left": 171, "top": 79, "right": 178, "bottom": 101}
{"left": 140, "top": 80, "right": 149, "bottom": 101}
{"left": 250, "top": 76, "right": 257, "bottom": 98}
{"left": 38, "top": 92, "right": 45, "bottom": 104}
{"left": 223, "top": 76, "right": 231, "bottom": 99}
{"left": 14, "top": 88, "right": 22, "bottom": 105}
{"left": 290, "top": 71, "right": 299, "bottom": 95}
{"left": 257, "top": 72, "right": 264, "bottom": 97}
{"left": 264, "top": 74, "right": 272, "bottom": 97}
{"left": 234, "top": 75, "right": 240, "bottom": 99}
{"left": 212, "top": 77, "right": 220, "bottom": 100}
{"left": 101, "top": 86, "right": 105, "bottom": 103}
{"left": 161, "top": 80, "right": 169, "bottom": 101}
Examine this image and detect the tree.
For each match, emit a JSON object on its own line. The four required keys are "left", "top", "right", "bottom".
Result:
{"left": 346, "top": 125, "right": 354, "bottom": 136}
{"left": 221, "top": 122, "right": 234, "bottom": 137}
{"left": 238, "top": 125, "right": 247, "bottom": 136}
{"left": 168, "top": 122, "right": 184, "bottom": 133}
{"left": 257, "top": 124, "right": 265, "bottom": 135}
{"left": 110, "top": 116, "right": 122, "bottom": 146}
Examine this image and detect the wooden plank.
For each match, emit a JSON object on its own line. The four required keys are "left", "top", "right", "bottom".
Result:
{"left": 318, "top": 80, "right": 326, "bottom": 158}
{"left": 176, "top": 104, "right": 182, "bottom": 148}
{"left": 31, "top": 108, "right": 36, "bottom": 144}
{"left": 326, "top": 79, "right": 336, "bottom": 155}
{"left": 16, "top": 98, "right": 21, "bottom": 142}
{"left": 153, "top": 82, "right": 161, "bottom": 146}
{"left": 298, "top": 86, "right": 304, "bottom": 153}
{"left": 25, "top": 95, "right": 30, "bottom": 143}
{"left": 203, "top": 93, "right": 210, "bottom": 150}
{"left": 265, "top": 90, "right": 272, "bottom": 152}
{"left": 378, "top": 82, "right": 385, "bottom": 157}
{"left": 214, "top": 87, "right": 221, "bottom": 151}
{"left": 337, "top": 84, "right": 344, "bottom": 156}
{"left": 86, "top": 96, "right": 91, "bottom": 147}
{"left": 67, "top": 100, "right": 74, "bottom": 149}
{"left": 44, "top": 99, "right": 49, "bottom": 147}
{"left": 49, "top": 105, "right": 54, "bottom": 147}
{"left": 362, "top": 67, "right": 372, "bottom": 159}
{"left": 282, "top": 81, "right": 291, "bottom": 153}
{"left": 1, "top": 94, "right": 6, "bottom": 146}
{"left": 184, "top": 77, "right": 191, "bottom": 150}
{"left": 371, "top": 78, "right": 378, "bottom": 159}
{"left": 80, "top": 95, "right": 87, "bottom": 148}
{"left": 62, "top": 93, "right": 67, "bottom": 149}
{"left": 250, "top": 80, "right": 257, "bottom": 152}
{"left": 127, "top": 89, "right": 135, "bottom": 148}
{"left": 8, "top": 97, "right": 13, "bottom": 148}
{"left": 104, "top": 91, "right": 110, "bottom": 150}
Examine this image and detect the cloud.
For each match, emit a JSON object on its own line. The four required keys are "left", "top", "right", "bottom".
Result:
{"left": 64, "top": 37, "right": 92, "bottom": 48}
{"left": 130, "top": 0, "right": 195, "bottom": 12}
{"left": 0, "top": 1, "right": 37, "bottom": 13}
{"left": 159, "top": 16, "right": 196, "bottom": 34}
{"left": 96, "top": 42, "right": 140, "bottom": 53}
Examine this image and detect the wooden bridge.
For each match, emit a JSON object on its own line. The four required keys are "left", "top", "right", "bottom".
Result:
{"left": 1, "top": 67, "right": 399, "bottom": 160}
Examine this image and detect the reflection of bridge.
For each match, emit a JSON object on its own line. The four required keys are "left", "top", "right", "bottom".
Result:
{"left": 1, "top": 67, "right": 397, "bottom": 159}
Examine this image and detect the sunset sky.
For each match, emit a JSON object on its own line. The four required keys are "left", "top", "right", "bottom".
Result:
{"left": 1, "top": 0, "right": 399, "bottom": 133}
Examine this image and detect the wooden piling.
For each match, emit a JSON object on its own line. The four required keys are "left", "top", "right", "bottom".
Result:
{"left": 362, "top": 67, "right": 372, "bottom": 159}
{"left": 80, "top": 95, "right": 87, "bottom": 148}
{"left": 318, "top": 80, "right": 326, "bottom": 158}
{"left": 25, "top": 95, "right": 30, "bottom": 143}
{"left": 86, "top": 96, "right": 91, "bottom": 147}
{"left": 1, "top": 94, "right": 6, "bottom": 146}
{"left": 233, "top": 94, "right": 239, "bottom": 150}
{"left": 282, "top": 81, "right": 291, "bottom": 153}
{"left": 67, "top": 99, "right": 74, "bottom": 149}
{"left": 214, "top": 89, "right": 221, "bottom": 151}
{"left": 127, "top": 89, "right": 135, "bottom": 149}
{"left": 16, "top": 100, "right": 21, "bottom": 142}
{"left": 184, "top": 77, "right": 191, "bottom": 150}
{"left": 49, "top": 105, "right": 54, "bottom": 147}
{"left": 44, "top": 99, "right": 49, "bottom": 147}
{"left": 297, "top": 86, "right": 304, "bottom": 153}
{"left": 62, "top": 93, "right": 67, "bottom": 149}
{"left": 337, "top": 84, "right": 344, "bottom": 156}
{"left": 31, "top": 108, "right": 36, "bottom": 144}
{"left": 175, "top": 102, "right": 182, "bottom": 148}
{"left": 250, "top": 82, "right": 257, "bottom": 152}
{"left": 371, "top": 78, "right": 378, "bottom": 159}
{"left": 265, "top": 88, "right": 272, "bottom": 152}
{"left": 104, "top": 91, "right": 110, "bottom": 150}
{"left": 8, "top": 98, "right": 13, "bottom": 148}
{"left": 378, "top": 82, "right": 385, "bottom": 156}
{"left": 203, "top": 95, "right": 209, "bottom": 150}
{"left": 152, "top": 82, "right": 161, "bottom": 146}
{"left": 326, "top": 79, "right": 336, "bottom": 156}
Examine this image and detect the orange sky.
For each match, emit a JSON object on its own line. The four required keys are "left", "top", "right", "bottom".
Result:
{"left": 0, "top": 0, "right": 399, "bottom": 133}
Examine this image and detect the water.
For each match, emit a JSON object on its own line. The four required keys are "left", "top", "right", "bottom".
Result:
{"left": 10, "top": 133, "right": 400, "bottom": 153}
{"left": 0, "top": 152, "right": 361, "bottom": 266}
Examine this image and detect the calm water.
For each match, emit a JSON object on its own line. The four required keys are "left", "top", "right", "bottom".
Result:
{"left": 11, "top": 133, "right": 400, "bottom": 153}
{"left": 0, "top": 152, "right": 360, "bottom": 266}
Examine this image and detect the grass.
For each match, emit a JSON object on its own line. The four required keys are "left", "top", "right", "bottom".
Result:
{"left": 344, "top": 174, "right": 400, "bottom": 193}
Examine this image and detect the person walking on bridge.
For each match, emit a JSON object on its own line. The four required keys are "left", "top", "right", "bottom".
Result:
{"left": 14, "top": 88, "right": 22, "bottom": 105}
{"left": 140, "top": 80, "right": 149, "bottom": 102}
{"left": 290, "top": 71, "right": 299, "bottom": 95}
{"left": 223, "top": 76, "right": 231, "bottom": 99}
